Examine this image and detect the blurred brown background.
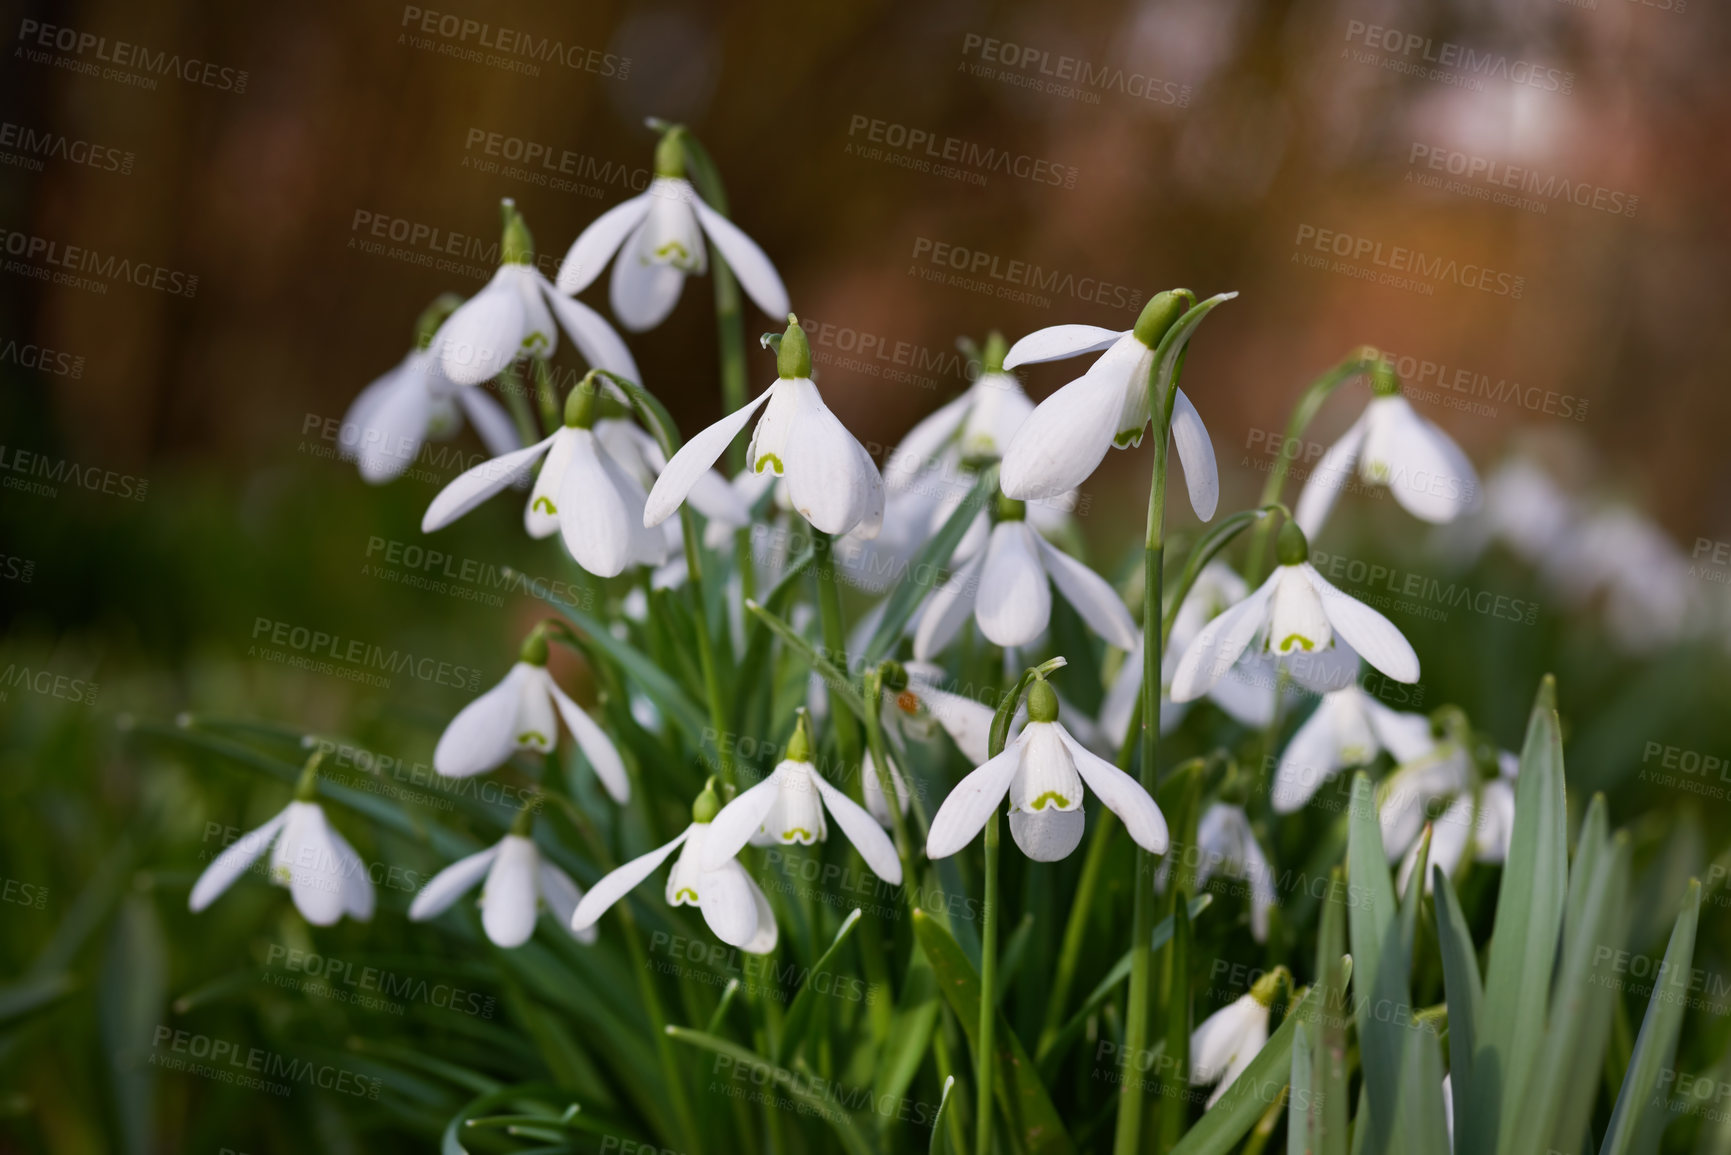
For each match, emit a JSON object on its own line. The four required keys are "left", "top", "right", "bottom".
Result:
{"left": 7, "top": 0, "right": 1731, "bottom": 549}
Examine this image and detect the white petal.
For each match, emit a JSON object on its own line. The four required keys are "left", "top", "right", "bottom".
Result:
{"left": 1168, "top": 387, "right": 1219, "bottom": 522}
{"left": 1002, "top": 324, "right": 1125, "bottom": 369}
{"left": 1271, "top": 698, "right": 1345, "bottom": 814}
{"left": 926, "top": 737, "right": 1025, "bottom": 859}
{"left": 698, "top": 858, "right": 760, "bottom": 947}
{"left": 454, "top": 386, "right": 523, "bottom": 460}
{"left": 690, "top": 196, "right": 790, "bottom": 320}
{"left": 408, "top": 844, "right": 501, "bottom": 921}
{"left": 1190, "top": 995, "right": 1263, "bottom": 1084}
{"left": 481, "top": 835, "right": 541, "bottom": 947}
{"left": 883, "top": 393, "right": 971, "bottom": 488}
{"left": 610, "top": 221, "right": 687, "bottom": 331}
{"left": 684, "top": 467, "right": 753, "bottom": 527}
{"left": 570, "top": 827, "right": 691, "bottom": 932}
{"left": 1100, "top": 643, "right": 1144, "bottom": 749}
{"left": 434, "top": 268, "right": 526, "bottom": 385}
{"left": 540, "top": 279, "right": 642, "bottom": 381}
{"left": 1033, "top": 535, "right": 1137, "bottom": 650}
{"left": 538, "top": 861, "right": 593, "bottom": 943}
{"left": 422, "top": 435, "right": 557, "bottom": 532}
{"left": 738, "top": 873, "right": 779, "bottom": 955}
{"left": 434, "top": 664, "right": 534, "bottom": 777}
{"left": 1170, "top": 576, "right": 1278, "bottom": 702}
{"left": 1009, "top": 808, "right": 1086, "bottom": 860}
{"left": 1209, "top": 1011, "right": 1269, "bottom": 1107}
{"left": 1058, "top": 727, "right": 1168, "bottom": 854}
{"left": 960, "top": 374, "right": 1036, "bottom": 457}
{"left": 1361, "top": 397, "right": 1479, "bottom": 524}
{"left": 558, "top": 428, "right": 661, "bottom": 577}
{"left": 544, "top": 675, "right": 631, "bottom": 803}
{"left": 345, "top": 358, "right": 430, "bottom": 483}
{"left": 273, "top": 803, "right": 348, "bottom": 927}
{"left": 1268, "top": 566, "right": 1333, "bottom": 657}
{"left": 1361, "top": 694, "right": 1436, "bottom": 763}
{"left": 975, "top": 523, "right": 1051, "bottom": 648}
{"left": 1000, "top": 335, "right": 1140, "bottom": 500}
{"left": 810, "top": 767, "right": 904, "bottom": 884}
{"left": 1207, "top": 658, "right": 1278, "bottom": 728}
{"left": 555, "top": 192, "right": 653, "bottom": 294}
{"left": 525, "top": 427, "right": 577, "bottom": 539}
{"left": 1473, "top": 779, "right": 1516, "bottom": 864}
{"left": 862, "top": 748, "right": 911, "bottom": 825}
{"left": 644, "top": 389, "right": 774, "bottom": 527}
{"left": 1301, "top": 565, "right": 1420, "bottom": 683}
{"left": 780, "top": 379, "right": 881, "bottom": 535}
{"left": 330, "top": 827, "right": 376, "bottom": 921}
{"left": 188, "top": 808, "right": 288, "bottom": 912}
{"left": 918, "top": 684, "right": 995, "bottom": 765}
{"left": 1293, "top": 413, "right": 1369, "bottom": 538}
{"left": 702, "top": 766, "right": 786, "bottom": 870}
{"left": 912, "top": 554, "right": 984, "bottom": 661}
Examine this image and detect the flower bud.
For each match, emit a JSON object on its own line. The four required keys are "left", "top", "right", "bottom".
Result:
{"left": 654, "top": 131, "right": 686, "bottom": 179}
{"left": 777, "top": 315, "right": 811, "bottom": 379}
{"left": 691, "top": 779, "right": 722, "bottom": 824}
{"left": 1026, "top": 677, "right": 1059, "bottom": 724}
{"left": 784, "top": 709, "right": 815, "bottom": 763}
{"left": 564, "top": 373, "right": 600, "bottom": 429}
{"left": 1132, "top": 291, "right": 1186, "bottom": 349}
{"left": 982, "top": 330, "right": 1009, "bottom": 374}
{"left": 1276, "top": 520, "right": 1310, "bottom": 566}
{"left": 500, "top": 199, "right": 534, "bottom": 266}
{"left": 519, "top": 628, "right": 550, "bottom": 666}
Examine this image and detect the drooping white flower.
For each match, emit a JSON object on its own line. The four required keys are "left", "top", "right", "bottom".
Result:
{"left": 1377, "top": 740, "right": 1474, "bottom": 862}
{"left": 1396, "top": 750, "right": 1518, "bottom": 895}
{"left": 881, "top": 661, "right": 996, "bottom": 766}
{"left": 1293, "top": 366, "right": 1480, "bottom": 538}
{"left": 913, "top": 496, "right": 1136, "bottom": 660}
{"left": 410, "top": 825, "right": 592, "bottom": 948}
{"left": 555, "top": 133, "right": 788, "bottom": 331}
{"left": 702, "top": 714, "right": 903, "bottom": 884}
{"left": 433, "top": 633, "right": 629, "bottom": 802}
{"left": 430, "top": 201, "right": 639, "bottom": 386}
{"left": 998, "top": 291, "right": 1234, "bottom": 514}
{"left": 1190, "top": 981, "right": 1277, "bottom": 1109}
{"left": 421, "top": 382, "right": 668, "bottom": 578}
{"left": 1272, "top": 684, "right": 1434, "bottom": 813}
{"left": 594, "top": 416, "right": 751, "bottom": 531}
{"left": 883, "top": 333, "right": 1034, "bottom": 488}
{"left": 1191, "top": 803, "right": 1277, "bottom": 943}
{"left": 342, "top": 297, "right": 520, "bottom": 484}
{"left": 1479, "top": 457, "right": 1576, "bottom": 565}
{"left": 189, "top": 771, "right": 375, "bottom": 927}
{"left": 927, "top": 680, "right": 1168, "bottom": 862}
{"left": 1170, "top": 523, "right": 1419, "bottom": 703}
{"left": 1100, "top": 562, "right": 1278, "bottom": 748}
{"left": 570, "top": 787, "right": 778, "bottom": 954}
{"left": 1543, "top": 505, "right": 1696, "bottom": 653}
{"left": 644, "top": 316, "right": 884, "bottom": 538}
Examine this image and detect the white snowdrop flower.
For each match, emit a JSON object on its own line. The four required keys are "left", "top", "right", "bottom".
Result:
{"left": 188, "top": 757, "right": 375, "bottom": 927}
{"left": 927, "top": 680, "right": 1168, "bottom": 863}
{"left": 594, "top": 416, "right": 751, "bottom": 532}
{"left": 883, "top": 661, "right": 996, "bottom": 766}
{"left": 1481, "top": 458, "right": 1575, "bottom": 565}
{"left": 883, "top": 333, "right": 1034, "bottom": 488}
{"left": 861, "top": 746, "right": 913, "bottom": 826}
{"left": 644, "top": 316, "right": 884, "bottom": 538}
{"left": 430, "top": 200, "right": 639, "bottom": 387}
{"left": 1099, "top": 562, "right": 1277, "bottom": 749}
{"left": 555, "top": 131, "right": 788, "bottom": 331}
{"left": 570, "top": 785, "right": 779, "bottom": 954}
{"left": 1272, "top": 683, "right": 1434, "bottom": 814}
{"left": 702, "top": 713, "right": 903, "bottom": 884}
{"left": 341, "top": 294, "right": 520, "bottom": 484}
{"left": 1396, "top": 749, "right": 1518, "bottom": 895}
{"left": 1170, "top": 522, "right": 1419, "bottom": 703}
{"left": 1190, "top": 803, "right": 1277, "bottom": 943}
{"left": 1543, "top": 506, "right": 1695, "bottom": 652}
{"left": 999, "top": 291, "right": 1233, "bottom": 515}
{"left": 421, "top": 379, "right": 668, "bottom": 579}
{"left": 1294, "top": 360, "right": 1479, "bottom": 538}
{"left": 913, "top": 492, "right": 1136, "bottom": 660}
{"left": 432, "top": 631, "right": 629, "bottom": 803}
{"left": 1377, "top": 740, "right": 1474, "bottom": 862}
{"left": 1189, "top": 971, "right": 1282, "bottom": 1109}
{"left": 409, "top": 815, "right": 592, "bottom": 948}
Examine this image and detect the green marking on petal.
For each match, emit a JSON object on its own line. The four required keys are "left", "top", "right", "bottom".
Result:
{"left": 754, "top": 453, "right": 784, "bottom": 475}
{"left": 517, "top": 730, "right": 552, "bottom": 748}
{"left": 779, "top": 828, "right": 817, "bottom": 843}
{"left": 1114, "top": 426, "right": 1146, "bottom": 448}
{"left": 1277, "top": 635, "right": 1316, "bottom": 653}
{"left": 532, "top": 497, "right": 557, "bottom": 515}
{"left": 1028, "top": 791, "right": 1071, "bottom": 811}
{"left": 673, "top": 888, "right": 699, "bottom": 904}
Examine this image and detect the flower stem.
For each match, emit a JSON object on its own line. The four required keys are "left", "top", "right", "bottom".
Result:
{"left": 619, "top": 903, "right": 704, "bottom": 1155}
{"left": 976, "top": 804, "right": 1000, "bottom": 1155}
{"left": 500, "top": 361, "right": 540, "bottom": 448}
{"left": 1241, "top": 350, "right": 1380, "bottom": 584}
{"left": 679, "top": 506, "right": 735, "bottom": 790}
{"left": 861, "top": 668, "right": 916, "bottom": 889}
{"left": 814, "top": 533, "right": 862, "bottom": 774}
{"left": 532, "top": 355, "right": 561, "bottom": 435}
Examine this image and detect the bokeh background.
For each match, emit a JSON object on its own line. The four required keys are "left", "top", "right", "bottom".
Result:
{"left": 4, "top": 0, "right": 1731, "bottom": 1151}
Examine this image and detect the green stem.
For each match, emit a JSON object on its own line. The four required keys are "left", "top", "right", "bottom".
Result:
{"left": 976, "top": 806, "right": 1000, "bottom": 1155}
{"left": 814, "top": 534, "right": 862, "bottom": 774}
{"left": 679, "top": 505, "right": 734, "bottom": 790}
{"left": 500, "top": 362, "right": 540, "bottom": 447}
{"left": 532, "top": 356, "right": 561, "bottom": 435}
{"left": 862, "top": 669, "right": 916, "bottom": 893}
{"left": 678, "top": 126, "right": 751, "bottom": 470}
{"left": 620, "top": 904, "right": 703, "bottom": 1155}
{"left": 1241, "top": 350, "right": 1380, "bottom": 584}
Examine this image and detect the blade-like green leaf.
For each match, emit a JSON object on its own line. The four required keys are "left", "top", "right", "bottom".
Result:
{"left": 1399, "top": 825, "right": 1431, "bottom": 962}
{"left": 1432, "top": 866, "right": 1483, "bottom": 1139}
{"left": 744, "top": 599, "right": 870, "bottom": 722}
{"left": 863, "top": 467, "right": 998, "bottom": 664}
{"left": 1600, "top": 879, "right": 1701, "bottom": 1155}
{"left": 931, "top": 1075, "right": 957, "bottom": 1155}
{"left": 1168, "top": 984, "right": 1322, "bottom": 1155}
{"left": 1346, "top": 772, "right": 1405, "bottom": 1155}
{"left": 1393, "top": 1019, "right": 1452, "bottom": 1155}
{"left": 1313, "top": 867, "right": 1351, "bottom": 1155}
{"left": 778, "top": 908, "right": 864, "bottom": 1065}
{"left": 665, "top": 1026, "right": 877, "bottom": 1155}
{"left": 543, "top": 597, "right": 710, "bottom": 742}
{"left": 911, "top": 909, "right": 1077, "bottom": 1155}
{"left": 1290, "top": 1022, "right": 1318, "bottom": 1155}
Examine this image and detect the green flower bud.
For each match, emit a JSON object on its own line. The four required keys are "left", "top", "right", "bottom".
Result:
{"left": 654, "top": 131, "right": 686, "bottom": 179}
{"left": 564, "top": 373, "right": 600, "bottom": 429}
{"left": 1026, "top": 678, "right": 1059, "bottom": 724}
{"left": 691, "top": 779, "right": 721, "bottom": 824}
{"left": 1276, "top": 520, "right": 1310, "bottom": 566}
{"left": 413, "top": 293, "right": 464, "bottom": 351}
{"left": 994, "top": 492, "right": 1026, "bottom": 522}
{"left": 785, "top": 710, "right": 815, "bottom": 763}
{"left": 777, "top": 315, "right": 811, "bottom": 379}
{"left": 881, "top": 660, "right": 909, "bottom": 694}
{"left": 1250, "top": 965, "right": 1291, "bottom": 1007}
{"left": 1132, "top": 291, "right": 1186, "bottom": 349}
{"left": 500, "top": 199, "right": 534, "bottom": 266}
{"left": 982, "top": 331, "right": 1009, "bottom": 374}
{"left": 1369, "top": 355, "right": 1401, "bottom": 398}
{"left": 519, "top": 627, "right": 550, "bottom": 666}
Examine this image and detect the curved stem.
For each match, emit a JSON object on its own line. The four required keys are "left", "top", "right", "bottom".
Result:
{"left": 976, "top": 805, "right": 1000, "bottom": 1155}
{"left": 862, "top": 668, "right": 916, "bottom": 896}
{"left": 1241, "top": 350, "right": 1380, "bottom": 584}
{"left": 814, "top": 534, "right": 862, "bottom": 776}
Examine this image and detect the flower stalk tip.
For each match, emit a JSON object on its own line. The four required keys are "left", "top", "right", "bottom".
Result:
{"left": 784, "top": 710, "right": 815, "bottom": 763}
{"left": 1369, "top": 355, "right": 1401, "bottom": 397}
{"left": 564, "top": 373, "right": 600, "bottom": 429}
{"left": 509, "top": 799, "right": 537, "bottom": 837}
{"left": 518, "top": 627, "right": 550, "bottom": 667}
{"left": 293, "top": 751, "right": 325, "bottom": 802}
{"left": 1026, "top": 677, "right": 1059, "bottom": 724}
{"left": 691, "top": 778, "right": 722, "bottom": 824}
{"left": 1276, "top": 519, "right": 1310, "bottom": 566}
{"left": 500, "top": 199, "right": 534, "bottom": 265}
{"left": 1250, "top": 964, "right": 1291, "bottom": 1006}
{"left": 777, "top": 315, "right": 811, "bottom": 379}
{"left": 1131, "top": 290, "right": 1187, "bottom": 348}
{"left": 982, "top": 330, "right": 1009, "bottom": 373}
{"left": 654, "top": 130, "right": 686, "bottom": 179}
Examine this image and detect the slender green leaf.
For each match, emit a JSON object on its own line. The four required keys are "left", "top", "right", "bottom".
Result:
{"left": 665, "top": 1027, "right": 877, "bottom": 1155}
{"left": 931, "top": 1075, "right": 957, "bottom": 1155}
{"left": 1290, "top": 1022, "right": 1318, "bottom": 1155}
{"left": 778, "top": 908, "right": 864, "bottom": 1065}
{"left": 863, "top": 467, "right": 998, "bottom": 664}
{"left": 543, "top": 597, "right": 710, "bottom": 742}
{"left": 1346, "top": 772, "right": 1405, "bottom": 1155}
{"left": 744, "top": 599, "right": 869, "bottom": 722}
{"left": 1313, "top": 867, "right": 1351, "bottom": 1155}
{"left": 1168, "top": 984, "right": 1322, "bottom": 1155}
{"left": 1432, "top": 866, "right": 1483, "bottom": 1139}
